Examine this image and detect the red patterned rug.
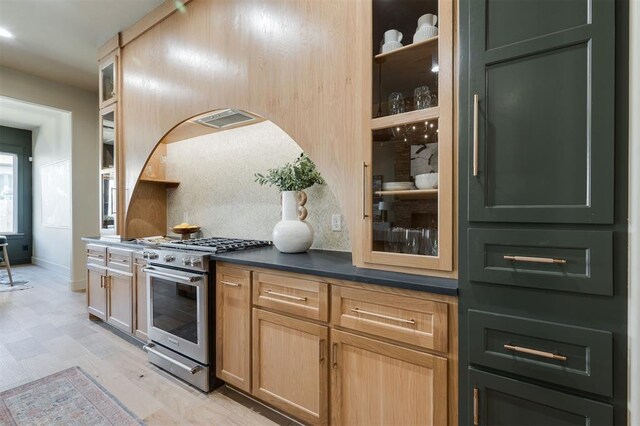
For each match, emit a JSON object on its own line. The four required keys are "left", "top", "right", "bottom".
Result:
{"left": 0, "top": 367, "right": 143, "bottom": 425}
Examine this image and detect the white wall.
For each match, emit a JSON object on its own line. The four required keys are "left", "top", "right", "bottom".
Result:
{"left": 0, "top": 66, "right": 98, "bottom": 290}
{"left": 628, "top": 0, "right": 639, "bottom": 422}
{"left": 166, "top": 121, "right": 351, "bottom": 251}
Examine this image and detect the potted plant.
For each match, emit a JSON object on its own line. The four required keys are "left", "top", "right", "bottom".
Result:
{"left": 254, "top": 153, "right": 325, "bottom": 253}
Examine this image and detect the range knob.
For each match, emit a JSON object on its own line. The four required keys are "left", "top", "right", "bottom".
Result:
{"left": 189, "top": 258, "right": 202, "bottom": 267}
{"left": 164, "top": 255, "right": 175, "bottom": 262}
{"left": 147, "top": 252, "right": 159, "bottom": 260}
{"left": 182, "top": 257, "right": 191, "bottom": 266}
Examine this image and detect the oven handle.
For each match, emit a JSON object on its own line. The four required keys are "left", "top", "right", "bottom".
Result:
{"left": 143, "top": 343, "right": 202, "bottom": 374}
{"left": 143, "top": 267, "right": 204, "bottom": 283}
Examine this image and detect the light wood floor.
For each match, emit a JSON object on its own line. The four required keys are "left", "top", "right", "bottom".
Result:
{"left": 0, "top": 265, "right": 297, "bottom": 425}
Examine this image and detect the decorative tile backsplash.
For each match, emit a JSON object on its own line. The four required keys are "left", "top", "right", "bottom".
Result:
{"left": 165, "top": 121, "right": 351, "bottom": 252}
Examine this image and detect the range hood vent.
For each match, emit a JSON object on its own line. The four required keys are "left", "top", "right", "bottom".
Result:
{"left": 192, "top": 109, "right": 257, "bottom": 129}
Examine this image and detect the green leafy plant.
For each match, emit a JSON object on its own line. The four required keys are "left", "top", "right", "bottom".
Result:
{"left": 254, "top": 153, "right": 326, "bottom": 192}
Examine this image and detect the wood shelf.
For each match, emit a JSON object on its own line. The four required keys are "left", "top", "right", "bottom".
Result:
{"left": 374, "top": 36, "right": 438, "bottom": 64}
{"left": 139, "top": 178, "right": 180, "bottom": 188}
{"left": 374, "top": 189, "right": 438, "bottom": 199}
{"left": 371, "top": 107, "right": 439, "bottom": 130}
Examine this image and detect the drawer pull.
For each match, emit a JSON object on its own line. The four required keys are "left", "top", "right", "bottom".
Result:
{"left": 265, "top": 290, "right": 307, "bottom": 302}
{"left": 473, "top": 94, "right": 479, "bottom": 177}
{"left": 504, "top": 344, "right": 567, "bottom": 361}
{"left": 473, "top": 387, "right": 479, "bottom": 426}
{"left": 503, "top": 255, "right": 567, "bottom": 265}
{"left": 221, "top": 280, "right": 241, "bottom": 287}
{"left": 351, "top": 308, "right": 416, "bottom": 325}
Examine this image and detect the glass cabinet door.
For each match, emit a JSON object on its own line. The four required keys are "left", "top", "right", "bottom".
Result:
{"left": 99, "top": 106, "right": 117, "bottom": 235}
{"left": 99, "top": 54, "right": 117, "bottom": 108}
{"left": 365, "top": 0, "right": 453, "bottom": 272}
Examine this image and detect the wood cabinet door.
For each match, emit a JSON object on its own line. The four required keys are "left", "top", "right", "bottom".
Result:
{"left": 331, "top": 330, "right": 448, "bottom": 426}
{"left": 469, "top": 368, "right": 612, "bottom": 426}
{"left": 467, "top": 0, "right": 614, "bottom": 224}
{"left": 252, "top": 309, "right": 329, "bottom": 426}
{"left": 215, "top": 266, "right": 251, "bottom": 392}
{"left": 134, "top": 262, "right": 148, "bottom": 341}
{"left": 106, "top": 271, "right": 133, "bottom": 333}
{"left": 87, "top": 265, "right": 107, "bottom": 321}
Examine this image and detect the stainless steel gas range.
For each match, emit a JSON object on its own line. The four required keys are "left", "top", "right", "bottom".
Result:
{"left": 140, "top": 237, "right": 270, "bottom": 392}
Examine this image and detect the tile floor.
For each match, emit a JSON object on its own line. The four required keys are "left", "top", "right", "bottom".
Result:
{"left": 0, "top": 265, "right": 297, "bottom": 425}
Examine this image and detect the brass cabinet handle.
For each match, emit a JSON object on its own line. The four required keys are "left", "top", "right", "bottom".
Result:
{"left": 362, "top": 162, "right": 369, "bottom": 219}
{"left": 319, "top": 339, "right": 325, "bottom": 362}
{"left": 503, "top": 255, "right": 567, "bottom": 265}
{"left": 473, "top": 94, "right": 479, "bottom": 177}
{"left": 504, "top": 344, "right": 567, "bottom": 361}
{"left": 351, "top": 307, "right": 416, "bottom": 325}
{"left": 103, "top": 276, "right": 111, "bottom": 289}
{"left": 265, "top": 290, "right": 307, "bottom": 302}
{"left": 100, "top": 275, "right": 104, "bottom": 289}
{"left": 221, "top": 281, "right": 241, "bottom": 287}
{"left": 473, "top": 387, "right": 479, "bottom": 426}
{"left": 332, "top": 343, "right": 338, "bottom": 369}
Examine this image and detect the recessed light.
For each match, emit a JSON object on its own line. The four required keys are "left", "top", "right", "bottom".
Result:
{"left": 0, "top": 27, "right": 14, "bottom": 39}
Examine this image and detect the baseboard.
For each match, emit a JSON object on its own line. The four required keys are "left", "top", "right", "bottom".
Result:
{"left": 68, "top": 278, "right": 86, "bottom": 292}
{"left": 31, "top": 257, "right": 70, "bottom": 275}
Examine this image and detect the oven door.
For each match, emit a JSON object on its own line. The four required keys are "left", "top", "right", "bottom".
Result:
{"left": 144, "top": 266, "right": 209, "bottom": 364}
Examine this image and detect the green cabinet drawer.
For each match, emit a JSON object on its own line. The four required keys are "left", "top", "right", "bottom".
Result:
{"left": 469, "top": 368, "right": 613, "bottom": 426}
{"left": 469, "top": 310, "right": 612, "bottom": 397}
{"left": 469, "top": 228, "right": 612, "bottom": 295}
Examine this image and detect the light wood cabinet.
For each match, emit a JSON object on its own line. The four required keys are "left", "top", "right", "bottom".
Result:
{"left": 330, "top": 329, "right": 448, "bottom": 426}
{"left": 215, "top": 266, "right": 252, "bottom": 392}
{"left": 99, "top": 51, "right": 118, "bottom": 109}
{"left": 362, "top": 0, "right": 455, "bottom": 275}
{"left": 87, "top": 264, "right": 107, "bottom": 321}
{"left": 252, "top": 309, "right": 329, "bottom": 426}
{"left": 133, "top": 261, "right": 148, "bottom": 341}
{"left": 106, "top": 270, "right": 133, "bottom": 333}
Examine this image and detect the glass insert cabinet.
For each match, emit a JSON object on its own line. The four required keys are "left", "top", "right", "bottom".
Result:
{"left": 363, "top": 0, "right": 453, "bottom": 272}
{"left": 100, "top": 105, "right": 117, "bottom": 234}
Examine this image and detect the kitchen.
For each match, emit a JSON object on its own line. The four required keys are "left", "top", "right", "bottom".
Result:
{"left": 0, "top": 0, "right": 636, "bottom": 425}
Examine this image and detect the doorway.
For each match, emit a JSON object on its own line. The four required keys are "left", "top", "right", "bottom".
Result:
{"left": 0, "top": 126, "right": 33, "bottom": 264}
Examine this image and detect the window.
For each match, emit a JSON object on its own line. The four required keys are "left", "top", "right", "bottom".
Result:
{"left": 0, "top": 153, "right": 18, "bottom": 233}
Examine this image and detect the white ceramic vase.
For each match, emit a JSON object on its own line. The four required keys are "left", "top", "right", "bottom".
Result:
{"left": 272, "top": 190, "right": 314, "bottom": 253}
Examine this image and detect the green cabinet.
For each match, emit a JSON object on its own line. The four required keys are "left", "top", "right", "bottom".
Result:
{"left": 467, "top": 0, "right": 615, "bottom": 224}
{"left": 470, "top": 369, "right": 613, "bottom": 426}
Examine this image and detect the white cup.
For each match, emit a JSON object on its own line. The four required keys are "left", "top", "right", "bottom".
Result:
{"left": 418, "top": 13, "right": 438, "bottom": 28}
{"left": 384, "top": 29, "right": 403, "bottom": 44}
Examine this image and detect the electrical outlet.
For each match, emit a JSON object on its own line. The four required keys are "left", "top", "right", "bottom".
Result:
{"left": 331, "top": 214, "right": 342, "bottom": 232}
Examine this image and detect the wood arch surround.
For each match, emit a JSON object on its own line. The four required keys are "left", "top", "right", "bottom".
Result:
{"left": 121, "top": 0, "right": 369, "bottom": 261}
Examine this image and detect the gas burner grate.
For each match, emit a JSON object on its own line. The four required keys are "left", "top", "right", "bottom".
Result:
{"left": 159, "top": 237, "right": 271, "bottom": 253}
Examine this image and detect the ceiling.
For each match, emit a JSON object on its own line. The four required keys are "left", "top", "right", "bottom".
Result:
{"left": 0, "top": 0, "right": 166, "bottom": 91}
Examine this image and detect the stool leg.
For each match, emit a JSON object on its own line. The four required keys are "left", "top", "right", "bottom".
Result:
{"left": 3, "top": 245, "right": 13, "bottom": 286}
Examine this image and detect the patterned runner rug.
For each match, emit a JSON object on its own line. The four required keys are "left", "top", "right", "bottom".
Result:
{"left": 0, "top": 367, "right": 143, "bottom": 425}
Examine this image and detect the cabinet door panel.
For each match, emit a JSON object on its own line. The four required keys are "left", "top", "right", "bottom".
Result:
{"left": 469, "top": 310, "right": 612, "bottom": 397}
{"left": 253, "top": 309, "right": 328, "bottom": 426}
{"left": 215, "top": 266, "right": 251, "bottom": 392}
{"left": 107, "top": 272, "right": 133, "bottom": 333}
{"left": 468, "top": 0, "right": 614, "bottom": 224}
{"left": 468, "top": 228, "right": 613, "bottom": 295}
{"left": 469, "top": 368, "right": 612, "bottom": 425}
{"left": 87, "top": 267, "right": 107, "bottom": 320}
{"left": 331, "top": 330, "right": 448, "bottom": 426}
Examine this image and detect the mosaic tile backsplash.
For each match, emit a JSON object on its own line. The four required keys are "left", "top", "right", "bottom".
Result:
{"left": 165, "top": 121, "right": 351, "bottom": 252}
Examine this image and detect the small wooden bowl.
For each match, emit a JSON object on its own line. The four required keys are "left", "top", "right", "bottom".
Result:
{"left": 170, "top": 226, "right": 201, "bottom": 240}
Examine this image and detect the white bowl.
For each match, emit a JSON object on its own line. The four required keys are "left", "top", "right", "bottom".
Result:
{"left": 415, "top": 173, "right": 438, "bottom": 189}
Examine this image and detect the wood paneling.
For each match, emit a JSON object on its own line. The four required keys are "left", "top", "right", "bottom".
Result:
{"left": 120, "top": 0, "right": 367, "bottom": 260}
{"left": 120, "top": 0, "right": 194, "bottom": 46}
{"left": 126, "top": 181, "right": 168, "bottom": 238}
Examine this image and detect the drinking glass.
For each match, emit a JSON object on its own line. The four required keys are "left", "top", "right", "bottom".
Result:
{"left": 404, "top": 229, "right": 421, "bottom": 255}
{"left": 414, "top": 86, "right": 431, "bottom": 110}
{"left": 420, "top": 228, "right": 438, "bottom": 256}
{"left": 388, "top": 92, "right": 405, "bottom": 115}
{"left": 390, "top": 227, "right": 406, "bottom": 253}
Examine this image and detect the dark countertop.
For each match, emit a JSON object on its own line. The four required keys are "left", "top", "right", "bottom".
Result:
{"left": 82, "top": 237, "right": 458, "bottom": 296}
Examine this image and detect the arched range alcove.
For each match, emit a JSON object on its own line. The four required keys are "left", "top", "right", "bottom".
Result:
{"left": 126, "top": 109, "right": 351, "bottom": 252}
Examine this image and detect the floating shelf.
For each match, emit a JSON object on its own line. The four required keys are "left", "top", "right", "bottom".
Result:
{"left": 139, "top": 178, "right": 181, "bottom": 188}
{"left": 374, "top": 189, "right": 438, "bottom": 199}
{"left": 374, "top": 36, "right": 438, "bottom": 64}
{"left": 371, "top": 107, "right": 439, "bottom": 130}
